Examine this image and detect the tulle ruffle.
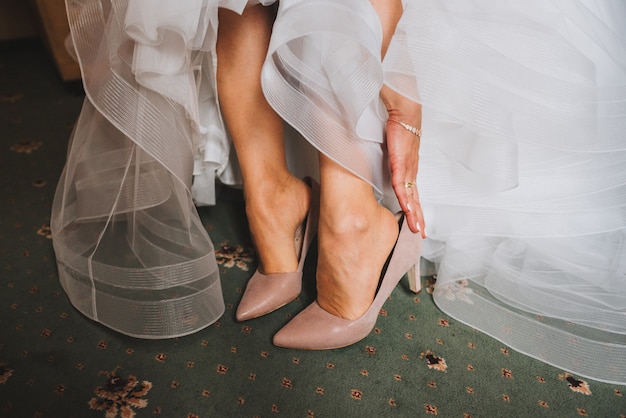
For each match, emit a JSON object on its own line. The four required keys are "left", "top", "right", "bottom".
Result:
{"left": 262, "top": 0, "right": 388, "bottom": 194}
{"left": 264, "top": 0, "right": 626, "bottom": 384}
{"left": 393, "top": 0, "right": 626, "bottom": 385}
{"left": 50, "top": 0, "right": 247, "bottom": 338}
{"left": 53, "top": 0, "right": 626, "bottom": 384}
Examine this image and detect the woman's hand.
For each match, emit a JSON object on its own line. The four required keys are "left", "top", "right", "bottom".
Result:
{"left": 381, "top": 85, "right": 426, "bottom": 237}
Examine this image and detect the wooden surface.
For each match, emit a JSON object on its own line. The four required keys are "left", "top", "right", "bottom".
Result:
{"left": 34, "top": 0, "right": 81, "bottom": 81}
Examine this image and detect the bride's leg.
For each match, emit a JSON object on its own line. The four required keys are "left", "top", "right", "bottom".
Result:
{"left": 216, "top": 5, "right": 311, "bottom": 274}
{"left": 370, "top": 0, "right": 402, "bottom": 58}
{"left": 316, "top": 156, "right": 399, "bottom": 320}
{"left": 316, "top": 0, "right": 423, "bottom": 320}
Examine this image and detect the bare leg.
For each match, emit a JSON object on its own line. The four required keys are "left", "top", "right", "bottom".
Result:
{"left": 316, "top": 156, "right": 399, "bottom": 320}
{"left": 316, "top": 0, "right": 423, "bottom": 320}
{"left": 217, "top": 5, "right": 310, "bottom": 274}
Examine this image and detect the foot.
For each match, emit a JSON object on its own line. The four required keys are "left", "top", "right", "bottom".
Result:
{"left": 244, "top": 175, "right": 311, "bottom": 274}
{"left": 316, "top": 202, "right": 399, "bottom": 320}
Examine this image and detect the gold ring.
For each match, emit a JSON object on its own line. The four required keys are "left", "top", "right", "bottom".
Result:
{"left": 404, "top": 182, "right": 414, "bottom": 188}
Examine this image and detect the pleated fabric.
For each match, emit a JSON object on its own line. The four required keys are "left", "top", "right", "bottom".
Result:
{"left": 397, "top": 0, "right": 626, "bottom": 385}
{"left": 264, "top": 0, "right": 626, "bottom": 383}
{"left": 52, "top": 0, "right": 626, "bottom": 383}
{"left": 51, "top": 0, "right": 235, "bottom": 338}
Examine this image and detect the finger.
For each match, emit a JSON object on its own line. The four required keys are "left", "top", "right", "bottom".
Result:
{"left": 411, "top": 188, "right": 427, "bottom": 238}
{"left": 413, "top": 204, "right": 427, "bottom": 239}
{"left": 406, "top": 191, "right": 426, "bottom": 238}
{"left": 392, "top": 181, "right": 412, "bottom": 214}
{"left": 397, "top": 180, "right": 426, "bottom": 238}
{"left": 393, "top": 181, "right": 424, "bottom": 236}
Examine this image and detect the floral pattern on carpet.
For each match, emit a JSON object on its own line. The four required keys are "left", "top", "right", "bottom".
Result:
{"left": 89, "top": 370, "right": 152, "bottom": 418}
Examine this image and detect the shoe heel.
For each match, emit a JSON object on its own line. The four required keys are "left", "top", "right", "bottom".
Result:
{"left": 407, "top": 259, "right": 421, "bottom": 294}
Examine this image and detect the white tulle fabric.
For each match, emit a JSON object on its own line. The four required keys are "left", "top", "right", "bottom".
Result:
{"left": 403, "top": 0, "right": 626, "bottom": 385}
{"left": 53, "top": 0, "right": 626, "bottom": 383}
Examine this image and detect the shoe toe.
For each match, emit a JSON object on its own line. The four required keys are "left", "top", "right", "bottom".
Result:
{"left": 235, "top": 271, "right": 302, "bottom": 321}
{"left": 273, "top": 302, "right": 371, "bottom": 350}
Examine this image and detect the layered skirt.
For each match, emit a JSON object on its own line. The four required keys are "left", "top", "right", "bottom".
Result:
{"left": 52, "top": 0, "right": 626, "bottom": 384}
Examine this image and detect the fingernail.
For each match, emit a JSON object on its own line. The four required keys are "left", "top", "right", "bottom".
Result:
{"left": 407, "top": 203, "right": 412, "bottom": 213}
{"left": 415, "top": 222, "right": 420, "bottom": 232}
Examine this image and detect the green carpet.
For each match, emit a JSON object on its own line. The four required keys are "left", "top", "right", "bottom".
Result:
{"left": 1, "top": 39, "right": 625, "bottom": 418}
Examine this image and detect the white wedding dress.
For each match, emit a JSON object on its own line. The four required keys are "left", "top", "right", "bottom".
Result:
{"left": 52, "top": 0, "right": 626, "bottom": 384}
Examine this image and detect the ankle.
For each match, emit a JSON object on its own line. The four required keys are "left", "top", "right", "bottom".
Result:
{"left": 315, "top": 208, "right": 399, "bottom": 320}
{"left": 245, "top": 174, "right": 307, "bottom": 209}
{"left": 319, "top": 209, "right": 374, "bottom": 239}
{"left": 243, "top": 170, "right": 289, "bottom": 201}
{"left": 321, "top": 198, "right": 396, "bottom": 236}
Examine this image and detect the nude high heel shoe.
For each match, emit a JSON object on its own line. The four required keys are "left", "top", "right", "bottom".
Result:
{"left": 236, "top": 178, "right": 319, "bottom": 321}
{"left": 272, "top": 213, "right": 421, "bottom": 349}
